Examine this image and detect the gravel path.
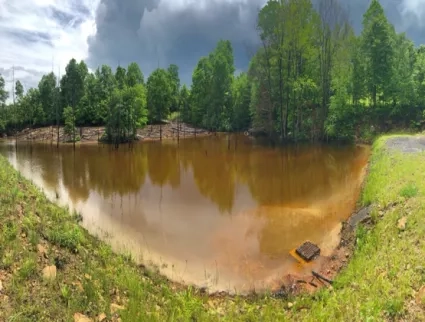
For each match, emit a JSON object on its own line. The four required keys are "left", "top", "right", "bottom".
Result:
{"left": 386, "top": 136, "right": 425, "bottom": 153}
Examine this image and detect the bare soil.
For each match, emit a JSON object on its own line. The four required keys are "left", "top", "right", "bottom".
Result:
{"left": 13, "top": 122, "right": 211, "bottom": 144}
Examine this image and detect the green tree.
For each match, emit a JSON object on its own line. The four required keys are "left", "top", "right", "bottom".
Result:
{"left": 78, "top": 73, "right": 97, "bottom": 125}
{"left": 96, "top": 65, "right": 116, "bottom": 123}
{"left": 361, "top": 0, "right": 395, "bottom": 107}
{"left": 124, "top": 84, "right": 148, "bottom": 137}
{"left": 414, "top": 46, "right": 425, "bottom": 108}
{"left": 105, "top": 88, "right": 124, "bottom": 146}
{"left": 147, "top": 68, "right": 173, "bottom": 139}
{"left": 179, "top": 85, "right": 191, "bottom": 123}
{"left": 0, "top": 75, "right": 9, "bottom": 132}
{"left": 63, "top": 106, "right": 77, "bottom": 142}
{"left": 0, "top": 74, "right": 7, "bottom": 107}
{"left": 208, "top": 40, "right": 235, "bottom": 131}
{"left": 232, "top": 73, "right": 251, "bottom": 131}
{"left": 38, "top": 72, "right": 57, "bottom": 124}
{"left": 167, "top": 64, "right": 180, "bottom": 113}
{"left": 391, "top": 33, "right": 416, "bottom": 115}
{"left": 21, "top": 88, "right": 44, "bottom": 127}
{"left": 61, "top": 59, "right": 87, "bottom": 129}
{"left": 190, "top": 57, "right": 212, "bottom": 126}
{"left": 115, "top": 66, "right": 127, "bottom": 90}
{"left": 127, "top": 62, "right": 144, "bottom": 87}
{"left": 15, "top": 81, "right": 24, "bottom": 102}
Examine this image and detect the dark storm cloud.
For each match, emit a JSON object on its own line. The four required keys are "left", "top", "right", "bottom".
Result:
{"left": 87, "top": 0, "right": 264, "bottom": 84}
{"left": 87, "top": 0, "right": 425, "bottom": 84}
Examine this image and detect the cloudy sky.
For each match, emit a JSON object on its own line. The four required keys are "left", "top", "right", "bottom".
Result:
{"left": 1, "top": 0, "right": 425, "bottom": 98}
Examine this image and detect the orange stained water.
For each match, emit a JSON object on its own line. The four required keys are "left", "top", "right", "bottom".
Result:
{"left": 0, "top": 135, "right": 370, "bottom": 293}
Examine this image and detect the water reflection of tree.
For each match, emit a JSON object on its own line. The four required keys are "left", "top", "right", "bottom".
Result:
{"left": 12, "top": 144, "right": 61, "bottom": 193}
{"left": 179, "top": 137, "right": 236, "bottom": 213}
{"left": 146, "top": 142, "right": 181, "bottom": 188}
{"left": 9, "top": 138, "right": 368, "bottom": 221}
{"left": 245, "top": 145, "right": 361, "bottom": 206}
{"left": 61, "top": 147, "right": 90, "bottom": 203}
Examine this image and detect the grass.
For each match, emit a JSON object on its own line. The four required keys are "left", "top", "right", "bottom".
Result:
{"left": 1, "top": 135, "right": 425, "bottom": 321}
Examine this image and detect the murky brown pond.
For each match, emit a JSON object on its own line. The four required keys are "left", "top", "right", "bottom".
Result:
{"left": 0, "top": 135, "right": 369, "bottom": 293}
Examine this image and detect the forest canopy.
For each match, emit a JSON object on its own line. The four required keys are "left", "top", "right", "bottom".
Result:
{"left": 1, "top": 0, "right": 424, "bottom": 143}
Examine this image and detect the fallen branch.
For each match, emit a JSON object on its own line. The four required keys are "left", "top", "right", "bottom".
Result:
{"left": 312, "top": 271, "right": 333, "bottom": 285}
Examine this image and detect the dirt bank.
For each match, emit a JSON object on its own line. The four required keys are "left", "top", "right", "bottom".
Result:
{"left": 13, "top": 122, "right": 211, "bottom": 144}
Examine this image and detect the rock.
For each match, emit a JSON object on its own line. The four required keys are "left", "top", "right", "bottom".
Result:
{"left": 72, "top": 281, "right": 84, "bottom": 292}
{"left": 287, "top": 302, "right": 293, "bottom": 309}
{"left": 416, "top": 286, "right": 425, "bottom": 306}
{"left": 110, "top": 303, "right": 125, "bottom": 314}
{"left": 73, "top": 313, "right": 93, "bottom": 322}
{"left": 348, "top": 206, "right": 372, "bottom": 228}
{"left": 397, "top": 217, "right": 407, "bottom": 230}
{"left": 42, "top": 265, "right": 57, "bottom": 280}
{"left": 97, "top": 313, "right": 107, "bottom": 322}
{"left": 37, "top": 244, "right": 47, "bottom": 257}
{"left": 0, "top": 280, "right": 3, "bottom": 292}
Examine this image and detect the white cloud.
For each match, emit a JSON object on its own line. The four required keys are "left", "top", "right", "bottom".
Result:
{"left": 400, "top": 0, "right": 425, "bottom": 26}
{"left": 0, "top": 0, "right": 99, "bottom": 99}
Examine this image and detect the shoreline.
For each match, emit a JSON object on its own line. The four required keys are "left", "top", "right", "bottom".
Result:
{"left": 2, "top": 135, "right": 425, "bottom": 320}
{"left": 0, "top": 132, "right": 371, "bottom": 298}
{"left": 6, "top": 123, "right": 212, "bottom": 145}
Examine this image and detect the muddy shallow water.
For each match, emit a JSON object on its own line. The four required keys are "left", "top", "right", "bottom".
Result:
{"left": 0, "top": 135, "right": 369, "bottom": 293}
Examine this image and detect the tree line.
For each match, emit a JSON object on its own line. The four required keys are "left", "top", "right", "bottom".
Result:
{"left": 1, "top": 0, "right": 425, "bottom": 143}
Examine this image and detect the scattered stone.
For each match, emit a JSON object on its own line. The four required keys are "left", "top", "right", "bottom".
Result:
{"left": 348, "top": 206, "right": 372, "bottom": 228}
{"left": 97, "top": 313, "right": 107, "bottom": 322}
{"left": 21, "top": 233, "right": 26, "bottom": 238}
{"left": 110, "top": 303, "right": 125, "bottom": 314}
{"left": 37, "top": 244, "right": 47, "bottom": 257}
{"left": 42, "top": 265, "right": 57, "bottom": 280}
{"left": 287, "top": 302, "right": 294, "bottom": 309}
{"left": 397, "top": 217, "right": 407, "bottom": 230}
{"left": 73, "top": 281, "right": 84, "bottom": 292}
{"left": 54, "top": 257, "right": 66, "bottom": 269}
{"left": 74, "top": 313, "right": 93, "bottom": 322}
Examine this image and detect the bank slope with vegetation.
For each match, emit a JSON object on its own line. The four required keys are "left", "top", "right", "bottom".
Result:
{"left": 1, "top": 134, "right": 425, "bottom": 320}
{"left": 1, "top": 0, "right": 425, "bottom": 143}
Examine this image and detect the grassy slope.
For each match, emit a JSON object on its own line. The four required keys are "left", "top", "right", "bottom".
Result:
{"left": 1, "top": 135, "right": 425, "bottom": 321}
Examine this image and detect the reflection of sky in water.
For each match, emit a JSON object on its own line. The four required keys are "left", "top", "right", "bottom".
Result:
{"left": 0, "top": 137, "right": 369, "bottom": 293}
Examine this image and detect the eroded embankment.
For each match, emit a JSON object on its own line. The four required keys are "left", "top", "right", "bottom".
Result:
{"left": 1, "top": 135, "right": 425, "bottom": 321}
{"left": 9, "top": 122, "right": 210, "bottom": 144}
